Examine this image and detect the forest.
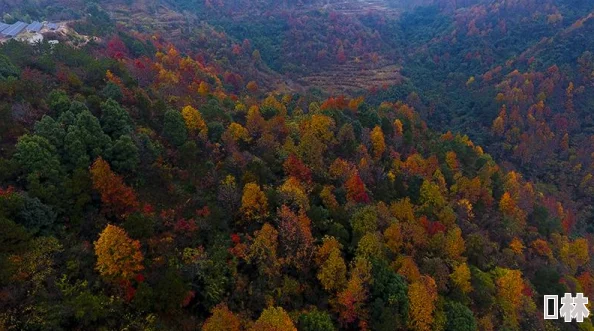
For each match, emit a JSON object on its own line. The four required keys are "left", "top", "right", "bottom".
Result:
{"left": 1, "top": 0, "right": 594, "bottom": 330}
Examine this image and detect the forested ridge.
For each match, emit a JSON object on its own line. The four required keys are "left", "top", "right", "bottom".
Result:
{"left": 1, "top": 0, "right": 594, "bottom": 330}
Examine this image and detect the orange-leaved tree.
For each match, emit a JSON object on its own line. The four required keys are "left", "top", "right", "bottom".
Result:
{"left": 345, "top": 172, "right": 370, "bottom": 204}
{"left": 90, "top": 157, "right": 139, "bottom": 217}
{"left": 277, "top": 205, "right": 314, "bottom": 269}
{"left": 202, "top": 304, "right": 242, "bottom": 331}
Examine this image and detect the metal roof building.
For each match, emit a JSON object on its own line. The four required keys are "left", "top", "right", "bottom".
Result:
{"left": 0, "top": 23, "right": 10, "bottom": 33}
{"left": 47, "top": 23, "right": 59, "bottom": 30}
{"left": 1, "top": 21, "right": 27, "bottom": 37}
{"left": 27, "top": 21, "right": 42, "bottom": 32}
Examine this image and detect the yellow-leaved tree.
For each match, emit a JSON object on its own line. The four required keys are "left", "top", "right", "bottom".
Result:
{"left": 450, "top": 262, "right": 472, "bottom": 294}
{"left": 495, "top": 268, "right": 524, "bottom": 329}
{"left": 225, "top": 122, "right": 252, "bottom": 144}
{"left": 315, "top": 236, "right": 347, "bottom": 292}
{"left": 198, "top": 81, "right": 209, "bottom": 96}
{"left": 250, "top": 306, "right": 296, "bottom": 331}
{"left": 444, "top": 227, "right": 465, "bottom": 261}
{"left": 370, "top": 125, "right": 386, "bottom": 160}
{"left": 408, "top": 275, "right": 438, "bottom": 331}
{"left": 240, "top": 183, "right": 269, "bottom": 222}
{"left": 94, "top": 224, "right": 144, "bottom": 281}
{"left": 247, "top": 223, "right": 281, "bottom": 277}
{"left": 181, "top": 105, "right": 208, "bottom": 139}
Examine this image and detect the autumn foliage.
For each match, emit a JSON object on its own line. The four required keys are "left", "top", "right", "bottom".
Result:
{"left": 240, "top": 183, "right": 269, "bottom": 221}
{"left": 250, "top": 307, "right": 296, "bottom": 331}
{"left": 94, "top": 224, "right": 144, "bottom": 281}
{"left": 345, "top": 172, "right": 370, "bottom": 204}
{"left": 408, "top": 276, "right": 438, "bottom": 331}
{"left": 3, "top": 8, "right": 594, "bottom": 329}
{"left": 181, "top": 105, "right": 208, "bottom": 138}
{"left": 90, "top": 157, "right": 139, "bottom": 217}
{"left": 202, "top": 304, "right": 242, "bottom": 331}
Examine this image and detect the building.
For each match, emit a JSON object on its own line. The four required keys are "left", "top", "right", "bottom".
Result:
{"left": 47, "top": 23, "right": 59, "bottom": 30}
{"left": 0, "top": 23, "right": 9, "bottom": 34}
{"left": 27, "top": 21, "right": 42, "bottom": 33}
{"left": 1, "top": 21, "right": 27, "bottom": 37}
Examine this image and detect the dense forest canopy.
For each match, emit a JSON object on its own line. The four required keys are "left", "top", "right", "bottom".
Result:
{"left": 1, "top": 0, "right": 594, "bottom": 330}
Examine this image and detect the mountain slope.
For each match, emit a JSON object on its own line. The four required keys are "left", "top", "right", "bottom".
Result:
{"left": 0, "top": 24, "right": 592, "bottom": 330}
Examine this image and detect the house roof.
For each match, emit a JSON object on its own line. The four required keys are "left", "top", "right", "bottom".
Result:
{"left": 27, "top": 21, "right": 42, "bottom": 32}
{"left": 1, "top": 21, "right": 27, "bottom": 37}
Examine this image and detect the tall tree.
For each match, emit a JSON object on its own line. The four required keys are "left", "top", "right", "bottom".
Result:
{"left": 94, "top": 224, "right": 144, "bottom": 281}
{"left": 250, "top": 307, "right": 296, "bottom": 331}
{"left": 495, "top": 268, "right": 524, "bottom": 329}
{"left": 90, "top": 157, "right": 139, "bottom": 217}
{"left": 202, "top": 304, "right": 242, "bottom": 331}
{"left": 345, "top": 172, "right": 370, "bottom": 204}
{"left": 247, "top": 223, "right": 281, "bottom": 277}
{"left": 408, "top": 276, "right": 438, "bottom": 331}
{"left": 240, "top": 183, "right": 269, "bottom": 222}
{"left": 315, "top": 236, "right": 347, "bottom": 292}
{"left": 299, "top": 310, "right": 335, "bottom": 331}
{"left": 163, "top": 109, "right": 188, "bottom": 147}
{"left": 14, "top": 135, "right": 62, "bottom": 181}
{"left": 370, "top": 126, "right": 386, "bottom": 160}
{"left": 108, "top": 135, "right": 140, "bottom": 173}
{"left": 100, "top": 98, "right": 132, "bottom": 138}
{"left": 181, "top": 105, "right": 208, "bottom": 139}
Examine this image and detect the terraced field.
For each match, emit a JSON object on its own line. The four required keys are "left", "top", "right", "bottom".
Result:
{"left": 301, "top": 0, "right": 400, "bottom": 15}
{"left": 298, "top": 60, "right": 403, "bottom": 94}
